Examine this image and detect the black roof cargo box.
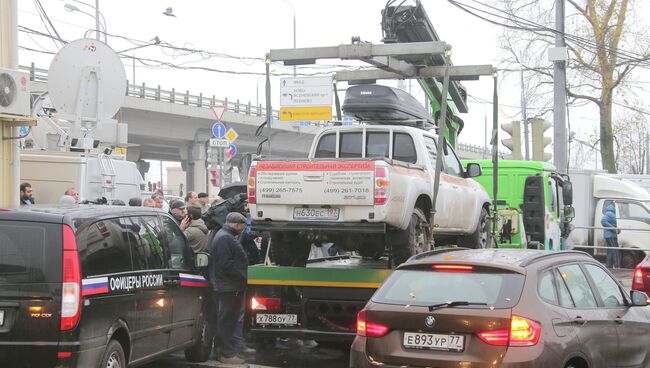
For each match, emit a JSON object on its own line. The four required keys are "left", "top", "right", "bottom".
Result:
{"left": 342, "top": 84, "right": 434, "bottom": 128}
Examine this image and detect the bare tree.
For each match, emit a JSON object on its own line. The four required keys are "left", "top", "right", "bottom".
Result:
{"left": 485, "top": 0, "right": 650, "bottom": 173}
{"left": 613, "top": 109, "right": 648, "bottom": 174}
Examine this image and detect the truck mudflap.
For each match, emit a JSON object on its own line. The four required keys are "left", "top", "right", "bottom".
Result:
{"left": 251, "top": 221, "right": 386, "bottom": 234}
{"left": 246, "top": 258, "right": 392, "bottom": 341}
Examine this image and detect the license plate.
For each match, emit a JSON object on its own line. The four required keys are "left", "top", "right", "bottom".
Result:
{"left": 293, "top": 207, "right": 340, "bottom": 220}
{"left": 0, "top": 310, "right": 4, "bottom": 326}
{"left": 256, "top": 313, "right": 298, "bottom": 326}
{"left": 403, "top": 332, "right": 464, "bottom": 352}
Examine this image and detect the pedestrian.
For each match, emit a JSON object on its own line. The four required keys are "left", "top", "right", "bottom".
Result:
{"left": 198, "top": 192, "right": 211, "bottom": 215}
{"left": 64, "top": 187, "right": 80, "bottom": 203}
{"left": 181, "top": 205, "right": 209, "bottom": 253}
{"left": 142, "top": 198, "right": 156, "bottom": 208}
{"left": 208, "top": 212, "right": 249, "bottom": 365}
{"left": 169, "top": 200, "right": 186, "bottom": 225}
{"left": 601, "top": 202, "right": 621, "bottom": 269}
{"left": 20, "top": 182, "right": 35, "bottom": 205}
{"left": 185, "top": 191, "right": 199, "bottom": 207}
{"left": 128, "top": 197, "right": 142, "bottom": 206}
{"left": 152, "top": 192, "right": 169, "bottom": 212}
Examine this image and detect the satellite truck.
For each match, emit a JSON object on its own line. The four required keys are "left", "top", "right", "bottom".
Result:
{"left": 19, "top": 39, "right": 143, "bottom": 204}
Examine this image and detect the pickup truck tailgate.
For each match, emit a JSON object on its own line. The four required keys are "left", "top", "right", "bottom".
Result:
{"left": 255, "top": 161, "right": 375, "bottom": 206}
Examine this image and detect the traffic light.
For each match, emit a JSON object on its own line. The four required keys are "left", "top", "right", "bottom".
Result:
{"left": 209, "top": 170, "right": 219, "bottom": 187}
{"left": 501, "top": 121, "right": 522, "bottom": 160}
{"left": 531, "top": 118, "right": 552, "bottom": 161}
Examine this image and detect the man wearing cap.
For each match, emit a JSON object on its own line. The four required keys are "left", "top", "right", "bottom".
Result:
{"left": 208, "top": 212, "right": 249, "bottom": 365}
{"left": 169, "top": 199, "right": 187, "bottom": 225}
{"left": 198, "top": 192, "right": 211, "bottom": 215}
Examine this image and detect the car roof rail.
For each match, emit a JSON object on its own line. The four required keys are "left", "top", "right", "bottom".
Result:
{"left": 519, "top": 250, "right": 592, "bottom": 267}
{"left": 406, "top": 247, "right": 470, "bottom": 262}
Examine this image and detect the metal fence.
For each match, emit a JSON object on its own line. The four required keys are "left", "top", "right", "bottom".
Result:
{"left": 568, "top": 225, "right": 649, "bottom": 269}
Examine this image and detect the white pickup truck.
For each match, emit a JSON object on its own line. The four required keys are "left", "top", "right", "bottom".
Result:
{"left": 247, "top": 124, "right": 491, "bottom": 266}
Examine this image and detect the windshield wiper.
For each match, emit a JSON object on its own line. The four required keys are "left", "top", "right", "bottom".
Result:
{"left": 428, "top": 301, "right": 488, "bottom": 312}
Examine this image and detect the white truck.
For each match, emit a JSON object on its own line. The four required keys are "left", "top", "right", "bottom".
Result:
{"left": 20, "top": 151, "right": 144, "bottom": 205}
{"left": 568, "top": 169, "right": 650, "bottom": 268}
{"left": 248, "top": 85, "right": 491, "bottom": 266}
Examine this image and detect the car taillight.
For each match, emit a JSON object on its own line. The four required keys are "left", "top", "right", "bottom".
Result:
{"left": 477, "top": 315, "right": 541, "bottom": 347}
{"left": 374, "top": 166, "right": 389, "bottom": 205}
{"left": 248, "top": 167, "right": 257, "bottom": 204}
{"left": 633, "top": 267, "right": 646, "bottom": 290}
{"left": 60, "top": 225, "right": 81, "bottom": 331}
{"left": 356, "top": 308, "right": 390, "bottom": 337}
{"left": 250, "top": 296, "right": 281, "bottom": 312}
{"left": 432, "top": 264, "right": 474, "bottom": 272}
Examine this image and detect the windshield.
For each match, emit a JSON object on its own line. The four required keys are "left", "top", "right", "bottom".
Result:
{"left": 372, "top": 268, "right": 525, "bottom": 308}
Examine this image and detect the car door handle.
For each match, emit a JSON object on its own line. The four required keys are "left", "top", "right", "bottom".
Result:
{"left": 615, "top": 316, "right": 624, "bottom": 325}
{"left": 163, "top": 276, "right": 181, "bottom": 287}
{"left": 572, "top": 316, "right": 587, "bottom": 325}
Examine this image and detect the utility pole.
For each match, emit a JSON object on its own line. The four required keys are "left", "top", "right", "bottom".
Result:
{"left": 520, "top": 69, "right": 530, "bottom": 160}
{"left": 553, "top": 0, "right": 568, "bottom": 172}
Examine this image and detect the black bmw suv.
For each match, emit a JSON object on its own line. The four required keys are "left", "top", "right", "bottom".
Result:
{"left": 0, "top": 206, "right": 213, "bottom": 367}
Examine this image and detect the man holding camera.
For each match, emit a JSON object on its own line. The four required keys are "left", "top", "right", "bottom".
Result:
{"left": 180, "top": 205, "right": 209, "bottom": 253}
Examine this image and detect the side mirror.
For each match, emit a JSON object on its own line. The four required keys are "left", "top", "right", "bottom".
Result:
{"left": 465, "top": 163, "right": 482, "bottom": 178}
{"left": 195, "top": 252, "right": 209, "bottom": 268}
{"left": 563, "top": 181, "right": 573, "bottom": 206}
{"left": 564, "top": 206, "right": 575, "bottom": 221}
{"left": 630, "top": 290, "right": 649, "bottom": 306}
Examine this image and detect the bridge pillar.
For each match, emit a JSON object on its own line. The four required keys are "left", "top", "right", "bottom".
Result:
{"left": 187, "top": 141, "right": 207, "bottom": 194}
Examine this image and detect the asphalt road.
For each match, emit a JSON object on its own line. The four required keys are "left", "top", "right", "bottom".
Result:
{"left": 144, "top": 267, "right": 635, "bottom": 368}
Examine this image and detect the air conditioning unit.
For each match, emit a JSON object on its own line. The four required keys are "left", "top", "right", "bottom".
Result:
{"left": 0, "top": 67, "right": 30, "bottom": 116}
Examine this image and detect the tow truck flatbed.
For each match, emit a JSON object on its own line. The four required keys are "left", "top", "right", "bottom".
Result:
{"left": 246, "top": 256, "right": 392, "bottom": 342}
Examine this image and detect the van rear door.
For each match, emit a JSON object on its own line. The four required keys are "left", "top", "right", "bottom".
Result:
{"left": 0, "top": 220, "right": 62, "bottom": 367}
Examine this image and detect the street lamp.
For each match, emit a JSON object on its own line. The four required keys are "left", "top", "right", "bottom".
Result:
{"left": 63, "top": 0, "right": 106, "bottom": 43}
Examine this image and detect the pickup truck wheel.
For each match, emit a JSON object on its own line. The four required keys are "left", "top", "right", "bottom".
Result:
{"left": 184, "top": 311, "right": 214, "bottom": 362}
{"left": 393, "top": 208, "right": 431, "bottom": 266}
{"left": 459, "top": 208, "right": 490, "bottom": 249}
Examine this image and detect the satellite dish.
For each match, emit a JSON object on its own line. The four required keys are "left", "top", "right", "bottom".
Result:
{"left": 48, "top": 38, "right": 126, "bottom": 123}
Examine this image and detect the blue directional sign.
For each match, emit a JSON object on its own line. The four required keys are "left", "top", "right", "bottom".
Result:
{"left": 212, "top": 122, "right": 226, "bottom": 138}
{"left": 225, "top": 143, "right": 237, "bottom": 159}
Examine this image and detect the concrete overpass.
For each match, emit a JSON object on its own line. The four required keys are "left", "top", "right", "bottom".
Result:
{"left": 23, "top": 64, "right": 491, "bottom": 193}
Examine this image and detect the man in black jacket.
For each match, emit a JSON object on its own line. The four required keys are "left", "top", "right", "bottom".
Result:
{"left": 208, "top": 212, "right": 248, "bottom": 364}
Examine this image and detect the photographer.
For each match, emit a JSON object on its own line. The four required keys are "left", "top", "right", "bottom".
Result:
{"left": 180, "top": 205, "right": 209, "bottom": 254}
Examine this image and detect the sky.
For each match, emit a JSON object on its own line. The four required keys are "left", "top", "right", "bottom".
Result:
{"left": 15, "top": 0, "right": 650, "bottom": 162}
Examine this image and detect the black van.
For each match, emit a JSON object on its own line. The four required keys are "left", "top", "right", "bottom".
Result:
{"left": 0, "top": 206, "right": 214, "bottom": 367}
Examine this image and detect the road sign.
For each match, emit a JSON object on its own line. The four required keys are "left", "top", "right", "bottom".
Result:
{"left": 225, "top": 128, "right": 238, "bottom": 143}
{"left": 211, "top": 106, "right": 227, "bottom": 122}
{"left": 209, "top": 137, "right": 229, "bottom": 148}
{"left": 212, "top": 122, "right": 226, "bottom": 138}
{"left": 225, "top": 143, "right": 237, "bottom": 159}
{"left": 280, "top": 106, "right": 332, "bottom": 121}
{"left": 280, "top": 76, "right": 332, "bottom": 107}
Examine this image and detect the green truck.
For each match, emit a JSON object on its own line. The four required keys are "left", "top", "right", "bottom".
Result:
{"left": 462, "top": 159, "right": 574, "bottom": 250}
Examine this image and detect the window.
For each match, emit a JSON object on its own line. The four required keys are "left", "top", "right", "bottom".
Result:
{"left": 554, "top": 269, "right": 575, "bottom": 308}
{"left": 161, "top": 216, "right": 189, "bottom": 269}
{"left": 393, "top": 133, "right": 417, "bottom": 163}
{"left": 618, "top": 202, "right": 650, "bottom": 224}
{"left": 120, "top": 216, "right": 167, "bottom": 270}
{"left": 315, "top": 133, "right": 336, "bottom": 158}
{"left": 557, "top": 264, "right": 598, "bottom": 308}
{"left": 339, "top": 132, "right": 362, "bottom": 158}
{"left": 366, "top": 132, "right": 389, "bottom": 158}
{"left": 423, "top": 137, "right": 437, "bottom": 165}
{"left": 80, "top": 219, "right": 132, "bottom": 277}
{"left": 584, "top": 264, "right": 625, "bottom": 307}
{"left": 0, "top": 221, "right": 60, "bottom": 283}
{"left": 443, "top": 142, "right": 462, "bottom": 176}
{"left": 538, "top": 270, "right": 557, "bottom": 304}
{"left": 372, "top": 269, "right": 525, "bottom": 308}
